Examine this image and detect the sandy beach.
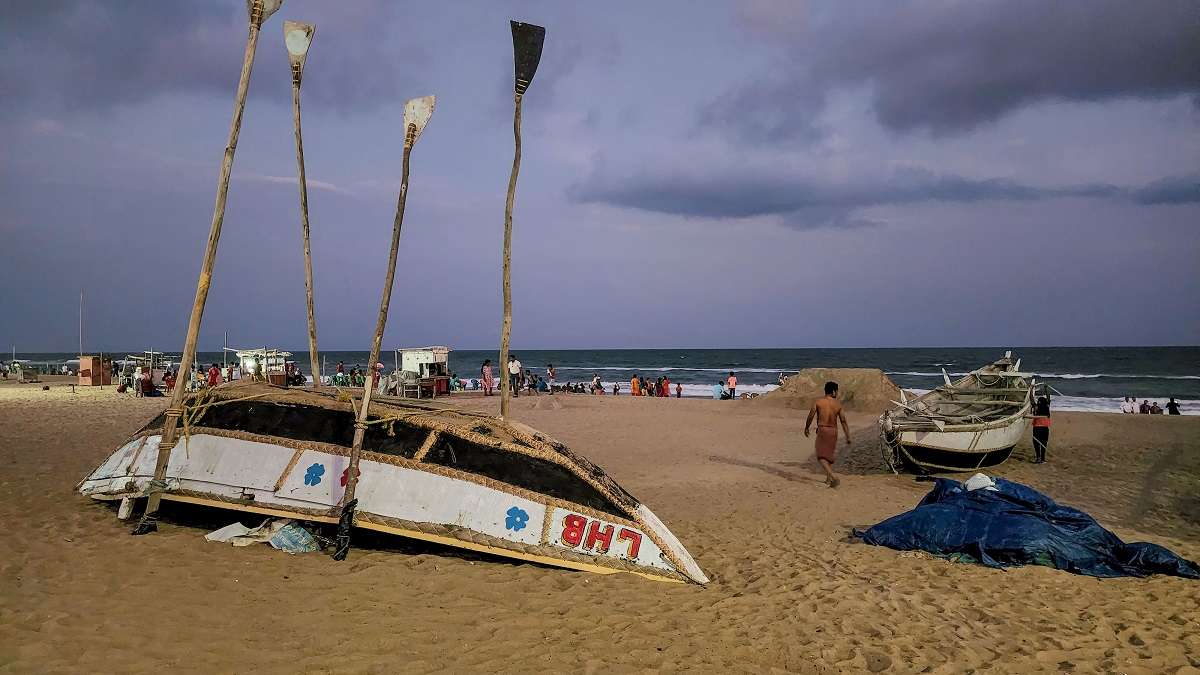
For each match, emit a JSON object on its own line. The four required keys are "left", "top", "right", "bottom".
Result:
{"left": 1, "top": 378, "right": 1198, "bottom": 674}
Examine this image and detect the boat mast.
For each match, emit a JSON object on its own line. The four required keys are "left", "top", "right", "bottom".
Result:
{"left": 498, "top": 20, "right": 545, "bottom": 419}
{"left": 285, "top": 20, "right": 322, "bottom": 388}
{"left": 335, "top": 95, "right": 435, "bottom": 560}
{"left": 132, "top": 0, "right": 282, "bottom": 535}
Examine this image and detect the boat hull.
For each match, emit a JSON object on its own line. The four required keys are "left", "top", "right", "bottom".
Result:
{"left": 80, "top": 430, "right": 705, "bottom": 583}
{"left": 889, "top": 417, "right": 1030, "bottom": 472}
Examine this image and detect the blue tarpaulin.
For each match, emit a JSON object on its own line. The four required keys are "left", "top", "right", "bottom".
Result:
{"left": 856, "top": 477, "right": 1199, "bottom": 579}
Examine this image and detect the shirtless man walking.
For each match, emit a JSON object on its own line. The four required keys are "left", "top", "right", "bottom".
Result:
{"left": 804, "top": 381, "right": 851, "bottom": 488}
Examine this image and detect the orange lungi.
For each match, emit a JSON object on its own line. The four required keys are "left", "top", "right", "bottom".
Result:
{"left": 815, "top": 425, "right": 838, "bottom": 463}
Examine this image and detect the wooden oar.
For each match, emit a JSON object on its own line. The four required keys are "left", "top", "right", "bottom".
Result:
{"left": 133, "top": 0, "right": 283, "bottom": 536}
{"left": 498, "top": 20, "right": 545, "bottom": 420}
{"left": 334, "top": 95, "right": 435, "bottom": 560}
{"left": 284, "top": 20, "right": 322, "bottom": 388}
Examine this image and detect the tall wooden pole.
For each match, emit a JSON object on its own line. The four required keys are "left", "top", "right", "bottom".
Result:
{"left": 133, "top": 0, "right": 282, "bottom": 535}
{"left": 498, "top": 97, "right": 521, "bottom": 418}
{"left": 498, "top": 21, "right": 545, "bottom": 420}
{"left": 334, "top": 96, "right": 435, "bottom": 560}
{"left": 285, "top": 21, "right": 321, "bottom": 387}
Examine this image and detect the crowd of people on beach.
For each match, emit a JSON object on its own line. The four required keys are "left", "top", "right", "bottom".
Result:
{"left": 1121, "top": 396, "right": 1182, "bottom": 415}
{"left": 468, "top": 357, "right": 739, "bottom": 400}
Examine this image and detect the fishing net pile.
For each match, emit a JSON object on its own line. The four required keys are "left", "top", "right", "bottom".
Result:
{"left": 758, "top": 368, "right": 902, "bottom": 413}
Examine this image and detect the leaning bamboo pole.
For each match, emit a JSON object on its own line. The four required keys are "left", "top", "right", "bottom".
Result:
{"left": 284, "top": 20, "right": 321, "bottom": 387}
{"left": 498, "top": 21, "right": 545, "bottom": 419}
{"left": 132, "top": 0, "right": 282, "bottom": 535}
{"left": 334, "top": 96, "right": 435, "bottom": 560}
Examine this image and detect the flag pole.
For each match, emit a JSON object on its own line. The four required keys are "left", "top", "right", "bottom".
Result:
{"left": 333, "top": 95, "right": 436, "bottom": 560}
{"left": 498, "top": 20, "right": 545, "bottom": 420}
{"left": 284, "top": 20, "right": 322, "bottom": 388}
{"left": 132, "top": 0, "right": 283, "bottom": 535}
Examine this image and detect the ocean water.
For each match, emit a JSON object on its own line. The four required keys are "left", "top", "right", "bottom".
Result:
{"left": 14, "top": 346, "right": 1197, "bottom": 414}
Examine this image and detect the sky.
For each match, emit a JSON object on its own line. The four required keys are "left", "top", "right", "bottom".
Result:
{"left": 1, "top": 0, "right": 1197, "bottom": 353}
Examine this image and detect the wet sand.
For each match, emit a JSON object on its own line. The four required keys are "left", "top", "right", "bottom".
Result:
{"left": 2, "top": 379, "right": 1198, "bottom": 673}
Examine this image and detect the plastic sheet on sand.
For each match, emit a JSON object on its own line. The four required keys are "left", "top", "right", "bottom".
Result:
{"left": 205, "top": 518, "right": 320, "bottom": 554}
{"left": 855, "top": 477, "right": 1199, "bottom": 579}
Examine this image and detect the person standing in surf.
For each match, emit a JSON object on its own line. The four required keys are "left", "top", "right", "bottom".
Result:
{"left": 804, "top": 381, "right": 851, "bottom": 488}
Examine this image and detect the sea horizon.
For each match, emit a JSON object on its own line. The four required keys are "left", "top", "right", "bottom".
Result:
{"left": 11, "top": 346, "right": 1197, "bottom": 414}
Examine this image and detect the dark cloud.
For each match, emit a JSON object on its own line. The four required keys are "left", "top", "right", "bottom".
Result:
{"left": 1132, "top": 175, "right": 1200, "bottom": 205}
{"left": 570, "top": 162, "right": 1196, "bottom": 229}
{"left": 703, "top": 0, "right": 1200, "bottom": 141}
{"left": 0, "top": 0, "right": 420, "bottom": 117}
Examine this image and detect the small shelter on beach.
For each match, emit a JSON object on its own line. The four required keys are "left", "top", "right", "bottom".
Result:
{"left": 78, "top": 356, "right": 112, "bottom": 386}
{"left": 394, "top": 346, "right": 451, "bottom": 396}
{"left": 119, "top": 352, "right": 174, "bottom": 388}
{"left": 235, "top": 348, "right": 292, "bottom": 385}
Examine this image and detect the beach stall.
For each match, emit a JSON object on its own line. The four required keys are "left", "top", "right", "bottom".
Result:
{"left": 120, "top": 351, "right": 174, "bottom": 389}
{"left": 235, "top": 348, "right": 292, "bottom": 385}
{"left": 394, "top": 346, "right": 451, "bottom": 397}
{"left": 78, "top": 356, "right": 112, "bottom": 386}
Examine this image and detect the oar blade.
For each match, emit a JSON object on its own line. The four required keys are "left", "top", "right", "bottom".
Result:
{"left": 404, "top": 96, "right": 436, "bottom": 144}
{"left": 247, "top": 0, "right": 284, "bottom": 24}
{"left": 510, "top": 20, "right": 546, "bottom": 95}
{"left": 283, "top": 20, "right": 315, "bottom": 70}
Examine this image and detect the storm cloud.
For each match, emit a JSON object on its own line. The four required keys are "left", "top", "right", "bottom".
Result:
{"left": 702, "top": 0, "right": 1200, "bottom": 142}
{"left": 0, "top": 0, "right": 419, "bottom": 117}
{"left": 571, "top": 163, "right": 1196, "bottom": 228}
{"left": 1, "top": 1, "right": 1197, "bottom": 350}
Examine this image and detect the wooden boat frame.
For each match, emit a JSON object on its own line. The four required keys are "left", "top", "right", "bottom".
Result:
{"left": 79, "top": 381, "right": 709, "bottom": 584}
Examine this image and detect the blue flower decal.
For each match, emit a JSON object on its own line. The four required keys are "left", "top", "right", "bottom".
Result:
{"left": 303, "top": 463, "right": 325, "bottom": 486}
{"left": 505, "top": 506, "right": 529, "bottom": 531}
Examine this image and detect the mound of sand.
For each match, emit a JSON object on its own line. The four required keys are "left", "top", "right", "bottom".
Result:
{"left": 758, "top": 367, "right": 901, "bottom": 413}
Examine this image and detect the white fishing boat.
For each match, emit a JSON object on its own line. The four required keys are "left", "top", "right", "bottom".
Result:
{"left": 78, "top": 381, "right": 709, "bottom": 584}
{"left": 879, "top": 352, "right": 1041, "bottom": 473}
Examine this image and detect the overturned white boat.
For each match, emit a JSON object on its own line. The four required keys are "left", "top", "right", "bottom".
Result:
{"left": 78, "top": 382, "right": 708, "bottom": 584}
{"left": 879, "top": 352, "right": 1039, "bottom": 473}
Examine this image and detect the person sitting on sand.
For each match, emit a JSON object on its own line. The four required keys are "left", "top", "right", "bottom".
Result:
{"left": 1121, "top": 396, "right": 1135, "bottom": 414}
{"left": 1166, "top": 397, "right": 1181, "bottom": 415}
{"left": 140, "top": 370, "right": 163, "bottom": 397}
{"left": 1150, "top": 401, "right": 1163, "bottom": 415}
{"left": 1140, "top": 400, "right": 1151, "bottom": 414}
{"left": 804, "top": 381, "right": 851, "bottom": 488}
{"left": 712, "top": 381, "right": 724, "bottom": 400}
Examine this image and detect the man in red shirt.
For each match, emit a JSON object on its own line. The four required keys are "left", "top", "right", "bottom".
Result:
{"left": 207, "top": 363, "right": 221, "bottom": 388}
